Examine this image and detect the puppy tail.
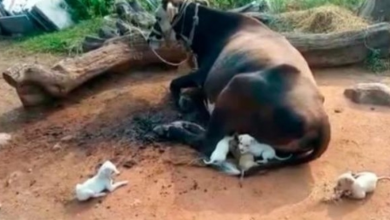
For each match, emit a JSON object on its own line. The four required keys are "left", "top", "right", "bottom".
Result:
{"left": 378, "top": 176, "right": 390, "bottom": 181}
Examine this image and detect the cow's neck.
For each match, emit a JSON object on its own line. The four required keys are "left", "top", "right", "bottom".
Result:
{"left": 174, "top": 3, "right": 241, "bottom": 63}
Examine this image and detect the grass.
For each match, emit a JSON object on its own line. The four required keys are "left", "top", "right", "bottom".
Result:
{"left": 64, "top": 0, "right": 115, "bottom": 20}
{"left": 364, "top": 49, "right": 390, "bottom": 74}
{"left": 3, "top": 0, "right": 387, "bottom": 73}
{"left": 7, "top": 18, "right": 104, "bottom": 54}
{"left": 4, "top": 0, "right": 366, "bottom": 55}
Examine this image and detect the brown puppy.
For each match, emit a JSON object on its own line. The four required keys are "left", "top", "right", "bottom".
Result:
{"left": 228, "top": 134, "right": 260, "bottom": 186}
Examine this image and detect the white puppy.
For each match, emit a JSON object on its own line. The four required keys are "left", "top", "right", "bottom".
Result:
{"left": 238, "top": 134, "right": 292, "bottom": 164}
{"left": 203, "top": 136, "right": 234, "bottom": 165}
{"left": 334, "top": 171, "right": 390, "bottom": 200}
{"left": 75, "top": 160, "right": 128, "bottom": 201}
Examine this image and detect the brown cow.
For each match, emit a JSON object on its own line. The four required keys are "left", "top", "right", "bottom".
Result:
{"left": 147, "top": 0, "right": 331, "bottom": 176}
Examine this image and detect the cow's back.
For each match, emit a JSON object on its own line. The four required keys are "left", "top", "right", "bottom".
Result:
{"left": 203, "top": 17, "right": 317, "bottom": 103}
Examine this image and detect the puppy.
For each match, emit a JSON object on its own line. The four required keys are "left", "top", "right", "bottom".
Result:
{"left": 238, "top": 134, "right": 292, "bottom": 164}
{"left": 334, "top": 171, "right": 390, "bottom": 200}
{"left": 229, "top": 134, "right": 261, "bottom": 186}
{"left": 203, "top": 136, "right": 234, "bottom": 165}
{"left": 75, "top": 160, "right": 128, "bottom": 201}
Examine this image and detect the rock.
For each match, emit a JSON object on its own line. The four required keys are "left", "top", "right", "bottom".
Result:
{"left": 0, "top": 133, "right": 11, "bottom": 146}
{"left": 60, "top": 135, "right": 74, "bottom": 142}
{"left": 52, "top": 143, "right": 62, "bottom": 151}
{"left": 82, "top": 41, "right": 105, "bottom": 53}
{"left": 98, "top": 26, "right": 119, "bottom": 40}
{"left": 5, "top": 171, "right": 21, "bottom": 187}
{"left": 344, "top": 83, "right": 390, "bottom": 106}
{"left": 123, "top": 160, "right": 136, "bottom": 169}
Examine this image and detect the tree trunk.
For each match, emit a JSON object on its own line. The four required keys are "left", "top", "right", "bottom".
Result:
{"left": 285, "top": 22, "right": 390, "bottom": 68}
{"left": 358, "top": 0, "right": 390, "bottom": 22}
{"left": 3, "top": 23, "right": 390, "bottom": 107}
{"left": 2, "top": 35, "right": 187, "bottom": 107}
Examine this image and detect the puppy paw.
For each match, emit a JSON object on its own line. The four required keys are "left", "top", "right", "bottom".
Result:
{"left": 120, "top": 180, "right": 129, "bottom": 185}
{"left": 178, "top": 95, "right": 195, "bottom": 113}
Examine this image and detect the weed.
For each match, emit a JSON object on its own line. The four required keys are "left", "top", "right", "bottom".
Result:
{"left": 364, "top": 49, "right": 389, "bottom": 74}
{"left": 8, "top": 18, "right": 104, "bottom": 54}
{"left": 65, "top": 0, "right": 115, "bottom": 20}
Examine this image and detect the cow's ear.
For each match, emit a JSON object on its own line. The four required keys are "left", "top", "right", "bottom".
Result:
{"left": 166, "top": 2, "right": 179, "bottom": 22}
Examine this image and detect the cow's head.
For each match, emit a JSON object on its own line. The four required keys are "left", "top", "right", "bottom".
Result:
{"left": 147, "top": 0, "right": 209, "bottom": 50}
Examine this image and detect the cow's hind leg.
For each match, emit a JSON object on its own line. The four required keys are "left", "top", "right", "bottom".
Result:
{"left": 170, "top": 69, "right": 207, "bottom": 112}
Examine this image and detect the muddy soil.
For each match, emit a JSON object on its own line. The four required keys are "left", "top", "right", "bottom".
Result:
{"left": 0, "top": 51, "right": 390, "bottom": 220}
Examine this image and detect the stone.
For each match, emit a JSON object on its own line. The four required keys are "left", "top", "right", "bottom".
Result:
{"left": 0, "top": 133, "right": 11, "bottom": 146}
{"left": 52, "top": 143, "right": 62, "bottom": 151}
{"left": 344, "top": 83, "right": 390, "bottom": 106}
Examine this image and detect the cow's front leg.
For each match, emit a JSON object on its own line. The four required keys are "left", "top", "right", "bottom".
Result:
{"left": 170, "top": 69, "right": 205, "bottom": 113}
{"left": 153, "top": 121, "right": 204, "bottom": 147}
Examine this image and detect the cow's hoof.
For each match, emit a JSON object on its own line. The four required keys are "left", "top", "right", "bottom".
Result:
{"left": 152, "top": 121, "right": 188, "bottom": 140}
{"left": 178, "top": 95, "right": 195, "bottom": 113}
{"left": 153, "top": 124, "right": 170, "bottom": 137}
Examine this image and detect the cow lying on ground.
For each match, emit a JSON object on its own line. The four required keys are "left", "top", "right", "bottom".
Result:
{"left": 146, "top": 0, "right": 331, "bottom": 176}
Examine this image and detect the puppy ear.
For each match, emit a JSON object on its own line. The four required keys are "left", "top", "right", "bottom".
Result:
{"left": 166, "top": 2, "right": 179, "bottom": 22}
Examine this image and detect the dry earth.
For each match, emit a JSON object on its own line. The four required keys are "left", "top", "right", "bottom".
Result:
{"left": 1, "top": 48, "right": 390, "bottom": 220}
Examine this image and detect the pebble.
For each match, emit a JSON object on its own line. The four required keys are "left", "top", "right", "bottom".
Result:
{"left": 52, "top": 143, "right": 62, "bottom": 151}
{"left": 0, "top": 133, "right": 11, "bottom": 147}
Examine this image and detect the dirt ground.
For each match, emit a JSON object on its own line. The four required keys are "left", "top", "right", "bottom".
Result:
{"left": 1, "top": 50, "right": 390, "bottom": 220}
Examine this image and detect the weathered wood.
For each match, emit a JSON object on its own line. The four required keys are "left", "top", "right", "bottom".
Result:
{"left": 2, "top": 35, "right": 188, "bottom": 107}
{"left": 358, "top": 0, "right": 390, "bottom": 22}
{"left": 284, "top": 22, "right": 390, "bottom": 68}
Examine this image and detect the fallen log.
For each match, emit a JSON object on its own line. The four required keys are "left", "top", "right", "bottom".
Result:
{"left": 283, "top": 22, "right": 390, "bottom": 68}
{"left": 2, "top": 34, "right": 188, "bottom": 107}
{"left": 3, "top": 22, "right": 390, "bottom": 107}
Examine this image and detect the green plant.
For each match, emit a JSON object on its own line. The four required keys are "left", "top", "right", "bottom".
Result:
{"left": 364, "top": 49, "right": 389, "bottom": 74}
{"left": 10, "top": 18, "right": 104, "bottom": 54}
{"left": 65, "top": 0, "right": 115, "bottom": 20}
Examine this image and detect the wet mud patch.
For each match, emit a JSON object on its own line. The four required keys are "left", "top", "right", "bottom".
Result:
{"left": 75, "top": 92, "right": 207, "bottom": 149}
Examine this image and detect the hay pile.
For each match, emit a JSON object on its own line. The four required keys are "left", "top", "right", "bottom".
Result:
{"left": 271, "top": 5, "right": 370, "bottom": 34}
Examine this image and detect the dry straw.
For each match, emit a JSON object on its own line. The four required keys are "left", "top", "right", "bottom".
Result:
{"left": 273, "top": 5, "right": 370, "bottom": 33}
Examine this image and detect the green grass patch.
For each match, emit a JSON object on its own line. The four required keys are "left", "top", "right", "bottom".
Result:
{"left": 9, "top": 18, "right": 104, "bottom": 54}
{"left": 364, "top": 49, "right": 390, "bottom": 74}
{"left": 64, "top": 0, "right": 115, "bottom": 20}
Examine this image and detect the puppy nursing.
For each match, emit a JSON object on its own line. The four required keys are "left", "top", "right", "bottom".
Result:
{"left": 203, "top": 133, "right": 288, "bottom": 182}
{"left": 333, "top": 171, "right": 390, "bottom": 200}
{"left": 237, "top": 134, "right": 292, "bottom": 164}
{"left": 75, "top": 160, "right": 128, "bottom": 201}
{"left": 203, "top": 136, "right": 234, "bottom": 165}
{"left": 228, "top": 135, "right": 259, "bottom": 184}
